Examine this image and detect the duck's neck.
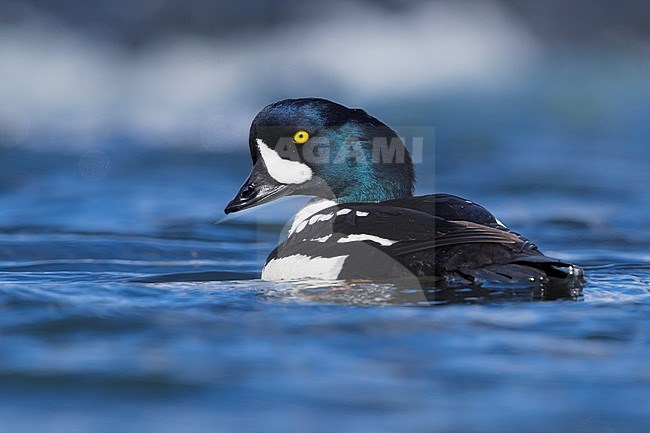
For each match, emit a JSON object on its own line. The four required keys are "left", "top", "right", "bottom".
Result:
{"left": 334, "top": 172, "right": 414, "bottom": 203}
{"left": 329, "top": 145, "right": 416, "bottom": 203}
{"left": 334, "top": 186, "right": 413, "bottom": 204}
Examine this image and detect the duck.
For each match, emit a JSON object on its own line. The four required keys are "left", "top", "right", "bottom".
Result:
{"left": 224, "top": 98, "right": 583, "bottom": 286}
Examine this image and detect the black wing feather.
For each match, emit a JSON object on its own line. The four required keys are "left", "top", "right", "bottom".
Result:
{"left": 270, "top": 194, "right": 580, "bottom": 282}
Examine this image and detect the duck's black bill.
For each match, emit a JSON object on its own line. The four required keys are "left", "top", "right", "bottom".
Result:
{"left": 224, "top": 164, "right": 295, "bottom": 214}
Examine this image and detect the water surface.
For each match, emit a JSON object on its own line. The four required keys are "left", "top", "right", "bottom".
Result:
{"left": 1, "top": 96, "right": 649, "bottom": 432}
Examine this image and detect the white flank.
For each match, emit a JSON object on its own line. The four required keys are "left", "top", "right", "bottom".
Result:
{"left": 289, "top": 199, "right": 337, "bottom": 235}
{"left": 355, "top": 211, "right": 369, "bottom": 217}
{"left": 337, "top": 234, "right": 397, "bottom": 246}
{"left": 336, "top": 209, "right": 352, "bottom": 216}
{"left": 261, "top": 254, "right": 347, "bottom": 281}
{"left": 256, "top": 138, "right": 312, "bottom": 184}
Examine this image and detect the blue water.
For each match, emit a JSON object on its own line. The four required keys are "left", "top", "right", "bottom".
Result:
{"left": 1, "top": 91, "right": 650, "bottom": 433}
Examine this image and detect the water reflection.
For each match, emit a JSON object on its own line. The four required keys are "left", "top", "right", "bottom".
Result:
{"left": 259, "top": 277, "right": 583, "bottom": 306}
{"left": 131, "top": 269, "right": 583, "bottom": 306}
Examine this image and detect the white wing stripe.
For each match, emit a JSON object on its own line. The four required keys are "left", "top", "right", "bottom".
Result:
{"left": 337, "top": 234, "right": 397, "bottom": 246}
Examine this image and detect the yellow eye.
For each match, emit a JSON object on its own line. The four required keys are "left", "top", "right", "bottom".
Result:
{"left": 293, "top": 130, "right": 310, "bottom": 144}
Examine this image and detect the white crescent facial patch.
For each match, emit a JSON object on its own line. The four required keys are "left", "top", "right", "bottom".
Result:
{"left": 256, "top": 138, "right": 312, "bottom": 184}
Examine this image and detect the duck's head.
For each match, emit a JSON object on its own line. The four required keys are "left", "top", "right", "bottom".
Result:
{"left": 225, "top": 98, "right": 415, "bottom": 214}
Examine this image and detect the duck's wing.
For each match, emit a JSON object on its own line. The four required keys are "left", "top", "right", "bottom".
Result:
{"left": 280, "top": 202, "right": 530, "bottom": 256}
{"left": 270, "top": 202, "right": 579, "bottom": 281}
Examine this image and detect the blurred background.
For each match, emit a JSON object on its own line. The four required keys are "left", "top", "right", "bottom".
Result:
{"left": 2, "top": 0, "right": 649, "bottom": 148}
{"left": 1, "top": 2, "right": 650, "bottom": 433}
{"left": 1, "top": 0, "right": 649, "bottom": 228}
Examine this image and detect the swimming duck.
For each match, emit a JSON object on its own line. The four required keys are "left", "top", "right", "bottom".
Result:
{"left": 225, "top": 98, "right": 583, "bottom": 285}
